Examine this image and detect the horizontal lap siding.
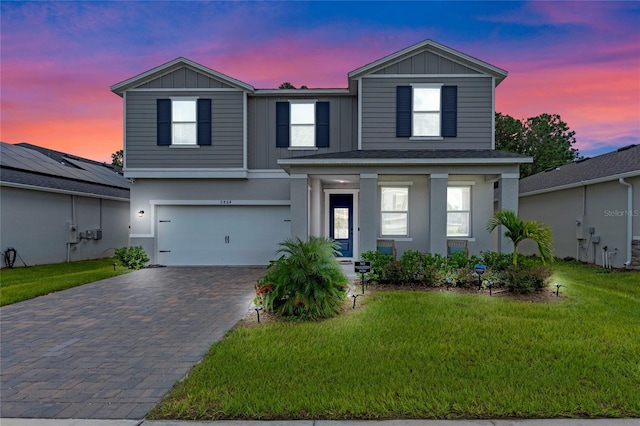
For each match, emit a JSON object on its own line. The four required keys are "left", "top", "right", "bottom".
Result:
{"left": 247, "top": 96, "right": 358, "bottom": 169}
{"left": 372, "top": 51, "right": 481, "bottom": 75}
{"left": 361, "top": 77, "right": 493, "bottom": 150}
{"left": 125, "top": 91, "right": 244, "bottom": 168}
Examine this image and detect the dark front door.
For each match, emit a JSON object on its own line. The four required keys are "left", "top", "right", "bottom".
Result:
{"left": 329, "top": 194, "right": 353, "bottom": 258}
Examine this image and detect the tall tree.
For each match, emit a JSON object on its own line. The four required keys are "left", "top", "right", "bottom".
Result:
{"left": 111, "top": 149, "right": 123, "bottom": 168}
{"left": 495, "top": 113, "right": 580, "bottom": 178}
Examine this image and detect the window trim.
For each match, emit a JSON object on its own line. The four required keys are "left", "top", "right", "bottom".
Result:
{"left": 289, "top": 100, "right": 316, "bottom": 149}
{"left": 447, "top": 185, "right": 472, "bottom": 238}
{"left": 411, "top": 83, "right": 443, "bottom": 139}
{"left": 170, "top": 97, "right": 199, "bottom": 146}
{"left": 380, "top": 185, "right": 410, "bottom": 237}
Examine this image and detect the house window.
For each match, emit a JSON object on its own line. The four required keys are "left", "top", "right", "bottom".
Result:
{"left": 172, "top": 99, "right": 197, "bottom": 145}
{"left": 396, "top": 85, "right": 457, "bottom": 138}
{"left": 413, "top": 85, "right": 441, "bottom": 137}
{"left": 447, "top": 186, "right": 471, "bottom": 237}
{"left": 157, "top": 98, "right": 211, "bottom": 146}
{"left": 381, "top": 186, "right": 409, "bottom": 236}
{"left": 290, "top": 102, "right": 315, "bottom": 147}
{"left": 276, "top": 101, "right": 330, "bottom": 148}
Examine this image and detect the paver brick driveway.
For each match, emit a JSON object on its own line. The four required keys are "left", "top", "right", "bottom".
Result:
{"left": 1, "top": 266, "right": 264, "bottom": 420}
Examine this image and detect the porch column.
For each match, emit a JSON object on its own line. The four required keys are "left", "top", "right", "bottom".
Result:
{"left": 290, "top": 174, "right": 309, "bottom": 240}
{"left": 309, "top": 178, "right": 322, "bottom": 237}
{"left": 497, "top": 173, "right": 520, "bottom": 253}
{"left": 359, "top": 173, "right": 378, "bottom": 256}
{"left": 429, "top": 174, "right": 448, "bottom": 256}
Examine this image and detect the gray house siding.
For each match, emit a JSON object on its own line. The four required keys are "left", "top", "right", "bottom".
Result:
{"left": 125, "top": 90, "right": 244, "bottom": 168}
{"left": 361, "top": 76, "right": 494, "bottom": 150}
{"left": 247, "top": 96, "right": 358, "bottom": 170}
{"left": 372, "top": 51, "right": 482, "bottom": 75}
{"left": 137, "top": 67, "right": 235, "bottom": 89}
{"left": 0, "top": 187, "right": 129, "bottom": 266}
{"left": 519, "top": 177, "right": 640, "bottom": 268}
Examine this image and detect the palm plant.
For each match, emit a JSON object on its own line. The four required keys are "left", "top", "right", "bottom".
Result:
{"left": 486, "top": 210, "right": 553, "bottom": 265}
{"left": 262, "top": 237, "right": 348, "bottom": 320}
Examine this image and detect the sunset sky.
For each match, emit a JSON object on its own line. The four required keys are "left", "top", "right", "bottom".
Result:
{"left": 1, "top": 1, "right": 638, "bottom": 163}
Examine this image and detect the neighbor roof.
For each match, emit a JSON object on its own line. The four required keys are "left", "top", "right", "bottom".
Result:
{"left": 0, "top": 142, "right": 130, "bottom": 200}
{"left": 519, "top": 144, "right": 640, "bottom": 196}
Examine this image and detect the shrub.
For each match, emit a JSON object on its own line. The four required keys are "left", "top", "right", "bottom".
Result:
{"left": 361, "top": 250, "right": 395, "bottom": 282}
{"left": 262, "top": 237, "right": 348, "bottom": 320}
{"left": 505, "top": 264, "right": 553, "bottom": 293}
{"left": 481, "top": 251, "right": 513, "bottom": 272}
{"left": 399, "top": 250, "right": 425, "bottom": 283}
{"left": 114, "top": 246, "right": 149, "bottom": 270}
{"left": 382, "top": 260, "right": 410, "bottom": 285}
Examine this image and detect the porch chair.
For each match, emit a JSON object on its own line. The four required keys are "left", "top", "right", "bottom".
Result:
{"left": 447, "top": 239, "right": 469, "bottom": 257}
{"left": 377, "top": 239, "right": 397, "bottom": 258}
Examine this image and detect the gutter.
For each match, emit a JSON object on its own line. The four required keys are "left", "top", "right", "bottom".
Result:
{"left": 618, "top": 178, "right": 633, "bottom": 266}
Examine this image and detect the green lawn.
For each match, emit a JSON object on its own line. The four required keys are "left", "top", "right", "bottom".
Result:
{"left": 0, "top": 258, "right": 132, "bottom": 306}
{"left": 150, "top": 261, "right": 640, "bottom": 420}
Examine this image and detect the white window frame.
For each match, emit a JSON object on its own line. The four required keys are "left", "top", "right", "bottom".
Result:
{"left": 290, "top": 100, "right": 316, "bottom": 148}
{"left": 447, "top": 185, "right": 471, "bottom": 237}
{"left": 411, "top": 83, "right": 443, "bottom": 139}
{"left": 380, "top": 186, "right": 409, "bottom": 237}
{"left": 171, "top": 97, "right": 198, "bottom": 146}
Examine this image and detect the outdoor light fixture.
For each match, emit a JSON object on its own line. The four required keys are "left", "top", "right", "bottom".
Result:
{"left": 254, "top": 306, "right": 263, "bottom": 323}
{"left": 554, "top": 283, "right": 563, "bottom": 297}
{"left": 351, "top": 293, "right": 362, "bottom": 309}
{"left": 445, "top": 277, "right": 453, "bottom": 291}
{"left": 486, "top": 281, "right": 494, "bottom": 296}
{"left": 138, "top": 210, "right": 144, "bottom": 217}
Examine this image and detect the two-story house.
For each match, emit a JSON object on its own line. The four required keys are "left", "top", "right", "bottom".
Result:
{"left": 110, "top": 39, "right": 531, "bottom": 266}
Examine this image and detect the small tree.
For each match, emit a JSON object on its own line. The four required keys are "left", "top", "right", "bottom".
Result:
{"left": 111, "top": 149, "right": 123, "bottom": 168}
{"left": 487, "top": 210, "right": 553, "bottom": 265}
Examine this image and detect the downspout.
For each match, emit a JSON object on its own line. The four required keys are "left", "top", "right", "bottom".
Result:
{"left": 618, "top": 178, "right": 633, "bottom": 266}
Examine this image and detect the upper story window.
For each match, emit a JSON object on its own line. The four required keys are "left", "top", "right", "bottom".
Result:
{"left": 276, "top": 101, "right": 330, "bottom": 149}
{"left": 396, "top": 85, "right": 457, "bottom": 139}
{"left": 172, "top": 99, "right": 197, "bottom": 145}
{"left": 290, "top": 102, "right": 316, "bottom": 147}
{"left": 380, "top": 186, "right": 409, "bottom": 236}
{"left": 447, "top": 186, "right": 471, "bottom": 237}
{"left": 157, "top": 98, "right": 211, "bottom": 146}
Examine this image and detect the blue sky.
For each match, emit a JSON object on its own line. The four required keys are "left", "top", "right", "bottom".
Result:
{"left": 1, "top": 1, "right": 638, "bottom": 161}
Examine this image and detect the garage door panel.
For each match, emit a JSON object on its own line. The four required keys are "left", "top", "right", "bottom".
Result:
{"left": 157, "top": 205, "right": 290, "bottom": 266}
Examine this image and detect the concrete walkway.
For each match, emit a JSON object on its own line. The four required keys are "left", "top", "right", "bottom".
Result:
{"left": 1, "top": 267, "right": 265, "bottom": 419}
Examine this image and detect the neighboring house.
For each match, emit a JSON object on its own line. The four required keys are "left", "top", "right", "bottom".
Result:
{"left": 518, "top": 144, "right": 640, "bottom": 269}
{"left": 110, "top": 39, "right": 531, "bottom": 266}
{"left": 0, "top": 142, "right": 130, "bottom": 266}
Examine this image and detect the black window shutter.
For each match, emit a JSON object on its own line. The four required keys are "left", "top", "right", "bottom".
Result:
{"left": 441, "top": 86, "right": 457, "bottom": 137}
{"left": 197, "top": 99, "right": 212, "bottom": 146}
{"left": 157, "top": 99, "right": 171, "bottom": 146}
{"left": 276, "top": 102, "right": 290, "bottom": 147}
{"left": 315, "top": 101, "right": 330, "bottom": 148}
{"left": 396, "top": 86, "right": 412, "bottom": 137}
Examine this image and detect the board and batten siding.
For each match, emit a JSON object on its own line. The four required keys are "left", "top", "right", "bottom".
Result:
{"left": 372, "top": 50, "right": 482, "bottom": 75}
{"left": 247, "top": 96, "right": 358, "bottom": 170}
{"left": 125, "top": 90, "right": 244, "bottom": 168}
{"left": 136, "top": 67, "right": 235, "bottom": 89}
{"left": 361, "top": 76, "right": 494, "bottom": 150}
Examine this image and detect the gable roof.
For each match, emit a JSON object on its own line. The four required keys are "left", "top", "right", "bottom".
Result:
{"left": 0, "top": 142, "right": 130, "bottom": 200}
{"left": 348, "top": 39, "right": 508, "bottom": 84}
{"left": 519, "top": 144, "right": 640, "bottom": 196}
{"left": 110, "top": 57, "right": 255, "bottom": 96}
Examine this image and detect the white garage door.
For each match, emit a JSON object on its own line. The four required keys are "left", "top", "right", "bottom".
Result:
{"left": 157, "top": 205, "right": 290, "bottom": 266}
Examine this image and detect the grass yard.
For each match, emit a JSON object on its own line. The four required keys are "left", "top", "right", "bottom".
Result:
{"left": 0, "top": 257, "right": 132, "bottom": 306}
{"left": 150, "top": 261, "right": 640, "bottom": 420}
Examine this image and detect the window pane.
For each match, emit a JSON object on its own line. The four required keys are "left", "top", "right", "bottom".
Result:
{"left": 413, "top": 113, "right": 440, "bottom": 136}
{"left": 447, "top": 212, "right": 470, "bottom": 236}
{"left": 291, "top": 125, "right": 315, "bottom": 147}
{"left": 414, "top": 87, "right": 440, "bottom": 111}
{"left": 381, "top": 187, "right": 408, "bottom": 211}
{"left": 173, "top": 123, "right": 196, "bottom": 145}
{"left": 333, "top": 208, "right": 349, "bottom": 239}
{"left": 447, "top": 187, "right": 471, "bottom": 211}
{"left": 173, "top": 100, "right": 196, "bottom": 121}
{"left": 381, "top": 213, "right": 407, "bottom": 236}
{"left": 291, "top": 103, "right": 315, "bottom": 124}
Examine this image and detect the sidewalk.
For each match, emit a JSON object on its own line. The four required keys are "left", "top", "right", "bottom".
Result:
{"left": 2, "top": 418, "right": 640, "bottom": 426}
